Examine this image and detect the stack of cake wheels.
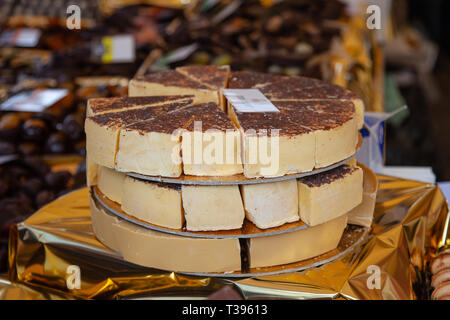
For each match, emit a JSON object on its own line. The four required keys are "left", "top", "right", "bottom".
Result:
{"left": 86, "top": 66, "right": 377, "bottom": 276}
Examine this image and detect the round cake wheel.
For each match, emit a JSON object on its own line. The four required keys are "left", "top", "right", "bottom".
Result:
{"left": 90, "top": 192, "right": 369, "bottom": 277}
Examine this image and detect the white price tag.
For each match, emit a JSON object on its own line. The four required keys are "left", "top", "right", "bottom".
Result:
{"left": 222, "top": 89, "right": 279, "bottom": 113}
{"left": 0, "top": 89, "right": 68, "bottom": 112}
{"left": 100, "top": 34, "right": 135, "bottom": 63}
{"left": 0, "top": 155, "right": 18, "bottom": 165}
{"left": 0, "top": 28, "right": 41, "bottom": 47}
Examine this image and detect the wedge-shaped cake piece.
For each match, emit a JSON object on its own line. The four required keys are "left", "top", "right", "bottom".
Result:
{"left": 86, "top": 95, "right": 193, "bottom": 117}
{"left": 115, "top": 102, "right": 241, "bottom": 177}
{"left": 228, "top": 71, "right": 283, "bottom": 90}
{"left": 228, "top": 105, "right": 315, "bottom": 178}
{"left": 121, "top": 177, "right": 184, "bottom": 229}
{"left": 241, "top": 179, "right": 299, "bottom": 229}
{"left": 115, "top": 105, "right": 194, "bottom": 177}
{"left": 181, "top": 103, "right": 243, "bottom": 176}
{"left": 176, "top": 65, "right": 230, "bottom": 109}
{"left": 275, "top": 100, "right": 358, "bottom": 168}
{"left": 312, "top": 116, "right": 357, "bottom": 169}
{"left": 90, "top": 196, "right": 241, "bottom": 273}
{"left": 97, "top": 166, "right": 126, "bottom": 204}
{"left": 347, "top": 163, "right": 378, "bottom": 228}
{"left": 181, "top": 185, "right": 245, "bottom": 231}
{"left": 229, "top": 71, "right": 364, "bottom": 129}
{"left": 256, "top": 75, "right": 364, "bottom": 129}
{"left": 249, "top": 214, "right": 347, "bottom": 268}
{"left": 176, "top": 65, "right": 230, "bottom": 90}
{"left": 298, "top": 165, "right": 363, "bottom": 226}
{"left": 85, "top": 98, "right": 192, "bottom": 169}
{"left": 129, "top": 68, "right": 229, "bottom": 110}
{"left": 257, "top": 75, "right": 357, "bottom": 99}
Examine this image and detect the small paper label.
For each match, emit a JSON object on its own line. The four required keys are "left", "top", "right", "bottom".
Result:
{"left": 0, "top": 155, "right": 18, "bottom": 165}
{"left": 0, "top": 154, "right": 19, "bottom": 164}
{"left": 222, "top": 89, "right": 279, "bottom": 113}
{"left": 0, "top": 89, "right": 68, "bottom": 112}
{"left": 99, "top": 35, "right": 135, "bottom": 63}
{"left": 0, "top": 28, "right": 41, "bottom": 47}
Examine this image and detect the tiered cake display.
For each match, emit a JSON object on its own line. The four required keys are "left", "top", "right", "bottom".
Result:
{"left": 86, "top": 66, "right": 376, "bottom": 276}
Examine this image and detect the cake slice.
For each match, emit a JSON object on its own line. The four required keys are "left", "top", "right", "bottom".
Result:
{"left": 85, "top": 98, "right": 193, "bottom": 169}
{"left": 176, "top": 65, "right": 230, "bottom": 89}
{"left": 97, "top": 166, "right": 126, "bottom": 204}
{"left": 249, "top": 214, "right": 347, "bottom": 268}
{"left": 347, "top": 163, "right": 377, "bottom": 228}
{"left": 259, "top": 76, "right": 365, "bottom": 129}
{"left": 297, "top": 164, "right": 363, "bottom": 226}
{"left": 240, "top": 179, "right": 299, "bottom": 229}
{"left": 86, "top": 95, "right": 193, "bottom": 117}
{"left": 275, "top": 100, "right": 358, "bottom": 168}
{"left": 115, "top": 102, "right": 242, "bottom": 177}
{"left": 176, "top": 65, "right": 230, "bottom": 109}
{"left": 181, "top": 185, "right": 245, "bottom": 231}
{"left": 257, "top": 76, "right": 352, "bottom": 100}
{"left": 228, "top": 104, "right": 315, "bottom": 178}
{"left": 228, "top": 71, "right": 283, "bottom": 90}
{"left": 129, "top": 69, "right": 228, "bottom": 110}
{"left": 121, "top": 177, "right": 184, "bottom": 229}
{"left": 114, "top": 105, "right": 194, "bottom": 177}
{"left": 181, "top": 103, "right": 243, "bottom": 176}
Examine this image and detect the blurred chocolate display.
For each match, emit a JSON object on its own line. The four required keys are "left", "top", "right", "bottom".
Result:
{"left": 0, "top": 71, "right": 130, "bottom": 156}
{"left": 0, "top": 48, "right": 52, "bottom": 86}
{"left": 0, "top": 156, "right": 87, "bottom": 272}
{"left": 0, "top": 1, "right": 353, "bottom": 82}
{"left": 157, "top": 0, "right": 348, "bottom": 78}
{"left": 0, "top": 90, "right": 86, "bottom": 156}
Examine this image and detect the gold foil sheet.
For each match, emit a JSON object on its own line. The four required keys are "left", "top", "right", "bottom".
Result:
{"left": 7, "top": 174, "right": 449, "bottom": 300}
{"left": 0, "top": 276, "right": 74, "bottom": 300}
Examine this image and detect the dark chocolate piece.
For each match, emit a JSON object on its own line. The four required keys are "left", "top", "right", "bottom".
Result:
{"left": 44, "top": 132, "right": 67, "bottom": 154}
{"left": 0, "top": 114, "right": 21, "bottom": 139}
{"left": 22, "top": 118, "right": 49, "bottom": 142}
